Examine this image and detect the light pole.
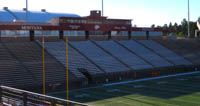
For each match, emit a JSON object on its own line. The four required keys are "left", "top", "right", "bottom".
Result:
{"left": 188, "top": 0, "right": 190, "bottom": 38}
{"left": 26, "top": 0, "right": 28, "bottom": 22}
{"left": 102, "top": 0, "right": 104, "bottom": 16}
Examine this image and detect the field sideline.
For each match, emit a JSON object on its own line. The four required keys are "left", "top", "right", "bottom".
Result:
{"left": 51, "top": 71, "right": 200, "bottom": 106}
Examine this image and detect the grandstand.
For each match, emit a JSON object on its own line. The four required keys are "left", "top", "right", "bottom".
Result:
{"left": 0, "top": 38, "right": 200, "bottom": 90}
{"left": 118, "top": 40, "right": 173, "bottom": 68}
{"left": 70, "top": 40, "right": 132, "bottom": 81}
{"left": 37, "top": 41, "right": 105, "bottom": 84}
{"left": 94, "top": 40, "right": 153, "bottom": 70}
{"left": 0, "top": 8, "right": 200, "bottom": 106}
{"left": 0, "top": 43, "right": 36, "bottom": 88}
{"left": 138, "top": 40, "right": 192, "bottom": 66}
{"left": 156, "top": 39, "right": 200, "bottom": 67}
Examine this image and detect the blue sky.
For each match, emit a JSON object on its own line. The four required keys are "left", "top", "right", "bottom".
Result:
{"left": 0, "top": 0, "right": 199, "bottom": 27}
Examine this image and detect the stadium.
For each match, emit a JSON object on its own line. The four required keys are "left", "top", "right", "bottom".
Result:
{"left": 0, "top": 7, "right": 200, "bottom": 106}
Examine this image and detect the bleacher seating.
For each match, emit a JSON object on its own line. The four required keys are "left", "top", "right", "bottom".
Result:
{"left": 118, "top": 40, "right": 173, "bottom": 68}
{"left": 138, "top": 40, "right": 192, "bottom": 66}
{"left": 0, "top": 43, "right": 37, "bottom": 88}
{"left": 3, "top": 42, "right": 76, "bottom": 85}
{"left": 40, "top": 41, "right": 104, "bottom": 79}
{"left": 175, "top": 39, "right": 200, "bottom": 56}
{"left": 70, "top": 41, "right": 129, "bottom": 73}
{"left": 155, "top": 39, "right": 200, "bottom": 65}
{"left": 94, "top": 40, "right": 153, "bottom": 70}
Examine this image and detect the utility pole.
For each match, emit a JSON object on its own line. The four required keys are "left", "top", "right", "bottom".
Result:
{"left": 188, "top": 0, "right": 190, "bottom": 38}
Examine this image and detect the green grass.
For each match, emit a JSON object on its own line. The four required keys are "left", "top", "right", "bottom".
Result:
{"left": 51, "top": 73, "right": 200, "bottom": 106}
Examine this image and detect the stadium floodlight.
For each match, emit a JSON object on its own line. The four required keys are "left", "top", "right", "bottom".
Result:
{"left": 188, "top": 0, "right": 190, "bottom": 38}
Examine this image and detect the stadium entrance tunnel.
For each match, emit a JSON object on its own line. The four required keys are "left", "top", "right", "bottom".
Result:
{"left": 77, "top": 68, "right": 93, "bottom": 84}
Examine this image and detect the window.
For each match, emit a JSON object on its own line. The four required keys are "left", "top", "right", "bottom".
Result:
{"left": 35, "top": 30, "right": 59, "bottom": 36}
{"left": 111, "top": 31, "right": 128, "bottom": 36}
{"left": 1, "top": 30, "right": 29, "bottom": 37}
{"left": 149, "top": 31, "right": 163, "bottom": 36}
{"left": 64, "top": 30, "right": 85, "bottom": 36}
{"left": 131, "top": 31, "right": 146, "bottom": 36}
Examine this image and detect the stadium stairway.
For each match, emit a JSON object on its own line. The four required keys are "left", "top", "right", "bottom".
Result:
{"left": 70, "top": 40, "right": 131, "bottom": 82}
{"left": 0, "top": 43, "right": 37, "bottom": 88}
{"left": 155, "top": 39, "right": 200, "bottom": 70}
{"left": 3, "top": 41, "right": 79, "bottom": 89}
{"left": 37, "top": 41, "right": 105, "bottom": 84}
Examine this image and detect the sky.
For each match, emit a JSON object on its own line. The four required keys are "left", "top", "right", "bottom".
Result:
{"left": 0, "top": 0, "right": 200, "bottom": 27}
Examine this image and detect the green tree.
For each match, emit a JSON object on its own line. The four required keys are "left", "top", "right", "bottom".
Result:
{"left": 163, "top": 24, "right": 168, "bottom": 30}
{"left": 151, "top": 24, "right": 155, "bottom": 28}
{"left": 169, "top": 22, "right": 173, "bottom": 30}
{"left": 173, "top": 23, "right": 178, "bottom": 30}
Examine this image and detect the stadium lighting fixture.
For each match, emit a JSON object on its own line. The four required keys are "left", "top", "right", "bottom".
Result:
{"left": 188, "top": 0, "right": 190, "bottom": 38}
{"left": 26, "top": 0, "right": 28, "bottom": 22}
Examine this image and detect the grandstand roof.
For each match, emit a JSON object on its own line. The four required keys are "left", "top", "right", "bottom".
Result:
{"left": 0, "top": 9, "right": 80, "bottom": 23}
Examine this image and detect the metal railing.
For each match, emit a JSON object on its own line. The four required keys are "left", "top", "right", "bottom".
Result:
{"left": 0, "top": 86, "right": 88, "bottom": 106}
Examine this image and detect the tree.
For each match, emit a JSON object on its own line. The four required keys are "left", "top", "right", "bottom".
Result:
{"left": 163, "top": 24, "right": 168, "bottom": 30}
{"left": 158, "top": 17, "right": 200, "bottom": 38}
{"left": 151, "top": 24, "right": 155, "bottom": 28}
{"left": 177, "top": 32, "right": 184, "bottom": 37}
{"left": 169, "top": 22, "right": 173, "bottom": 30}
{"left": 173, "top": 23, "right": 178, "bottom": 30}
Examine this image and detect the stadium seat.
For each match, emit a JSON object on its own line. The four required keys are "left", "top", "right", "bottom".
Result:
{"left": 94, "top": 40, "right": 153, "bottom": 70}
{"left": 38, "top": 41, "right": 105, "bottom": 83}
{"left": 3, "top": 41, "right": 76, "bottom": 86}
{"left": 138, "top": 40, "right": 192, "bottom": 66}
{"left": 118, "top": 40, "right": 173, "bottom": 68}
{"left": 70, "top": 41, "right": 130, "bottom": 73}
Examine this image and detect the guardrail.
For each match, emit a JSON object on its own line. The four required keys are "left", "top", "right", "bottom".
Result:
{"left": 0, "top": 86, "right": 89, "bottom": 106}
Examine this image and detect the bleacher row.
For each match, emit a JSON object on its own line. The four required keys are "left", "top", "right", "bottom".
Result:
{"left": 0, "top": 39, "right": 199, "bottom": 89}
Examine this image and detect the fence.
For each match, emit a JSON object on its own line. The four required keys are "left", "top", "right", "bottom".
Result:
{"left": 0, "top": 86, "right": 88, "bottom": 106}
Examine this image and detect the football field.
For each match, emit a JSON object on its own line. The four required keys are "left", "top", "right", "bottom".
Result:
{"left": 51, "top": 72, "right": 200, "bottom": 106}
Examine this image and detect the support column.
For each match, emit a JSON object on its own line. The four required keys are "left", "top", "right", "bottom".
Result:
{"left": 146, "top": 31, "right": 149, "bottom": 40}
{"left": 108, "top": 31, "right": 111, "bottom": 40}
{"left": 128, "top": 31, "right": 131, "bottom": 40}
{"left": 30, "top": 30, "right": 34, "bottom": 41}
{"left": 85, "top": 31, "right": 89, "bottom": 40}
{"left": 59, "top": 30, "right": 64, "bottom": 39}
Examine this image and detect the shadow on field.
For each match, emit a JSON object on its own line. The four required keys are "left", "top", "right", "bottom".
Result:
{"left": 58, "top": 73, "right": 200, "bottom": 103}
